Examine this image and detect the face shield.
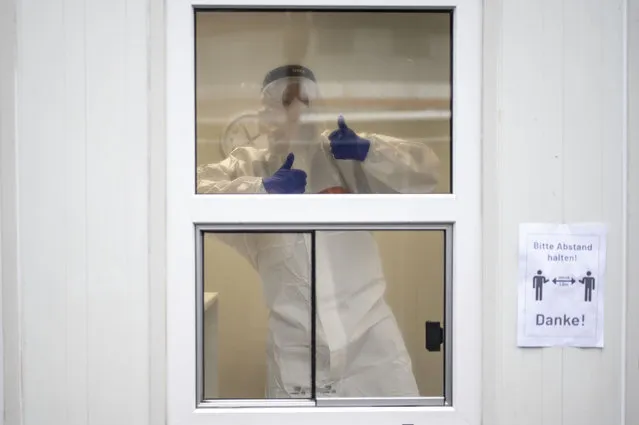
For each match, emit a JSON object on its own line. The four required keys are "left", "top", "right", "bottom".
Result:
{"left": 258, "top": 65, "right": 323, "bottom": 151}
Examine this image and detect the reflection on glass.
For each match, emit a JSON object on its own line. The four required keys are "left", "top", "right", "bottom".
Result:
{"left": 314, "top": 230, "right": 445, "bottom": 399}
{"left": 201, "top": 230, "right": 445, "bottom": 401}
{"left": 202, "top": 232, "right": 313, "bottom": 399}
{"left": 195, "top": 11, "right": 452, "bottom": 194}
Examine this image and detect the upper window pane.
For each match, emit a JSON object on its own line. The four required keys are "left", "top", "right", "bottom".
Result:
{"left": 195, "top": 10, "right": 452, "bottom": 195}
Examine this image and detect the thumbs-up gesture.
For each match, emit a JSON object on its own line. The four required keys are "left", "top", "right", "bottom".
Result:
{"left": 328, "top": 116, "right": 371, "bottom": 161}
{"left": 263, "top": 153, "right": 307, "bottom": 194}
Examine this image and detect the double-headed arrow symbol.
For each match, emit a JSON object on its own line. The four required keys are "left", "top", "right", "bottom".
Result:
{"left": 553, "top": 277, "right": 576, "bottom": 285}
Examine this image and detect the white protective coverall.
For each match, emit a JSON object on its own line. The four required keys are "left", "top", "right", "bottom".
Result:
{"left": 197, "top": 66, "right": 440, "bottom": 398}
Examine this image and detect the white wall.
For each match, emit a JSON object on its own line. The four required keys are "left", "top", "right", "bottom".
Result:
{"left": 626, "top": 0, "right": 639, "bottom": 421}
{"left": 1, "top": 0, "right": 21, "bottom": 422}
{"left": 1, "top": 0, "right": 159, "bottom": 423}
{"left": 0, "top": 1, "right": 636, "bottom": 425}
{"left": 482, "top": 1, "right": 631, "bottom": 425}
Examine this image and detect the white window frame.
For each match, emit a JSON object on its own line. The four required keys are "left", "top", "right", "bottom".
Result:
{"left": 166, "top": 1, "right": 482, "bottom": 424}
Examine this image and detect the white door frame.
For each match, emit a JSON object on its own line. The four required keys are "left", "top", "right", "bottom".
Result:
{"left": 165, "top": 1, "right": 482, "bottom": 424}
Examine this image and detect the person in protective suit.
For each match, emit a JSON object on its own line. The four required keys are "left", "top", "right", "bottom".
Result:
{"left": 197, "top": 65, "right": 441, "bottom": 398}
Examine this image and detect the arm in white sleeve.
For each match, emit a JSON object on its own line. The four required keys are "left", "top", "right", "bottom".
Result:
{"left": 196, "top": 148, "right": 267, "bottom": 194}
{"left": 339, "top": 133, "right": 441, "bottom": 194}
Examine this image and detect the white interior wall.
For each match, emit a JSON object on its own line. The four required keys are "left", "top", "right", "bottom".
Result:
{"left": 0, "top": 1, "right": 636, "bottom": 425}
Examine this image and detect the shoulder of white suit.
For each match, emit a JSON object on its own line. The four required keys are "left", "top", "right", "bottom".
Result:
{"left": 228, "top": 145, "right": 269, "bottom": 161}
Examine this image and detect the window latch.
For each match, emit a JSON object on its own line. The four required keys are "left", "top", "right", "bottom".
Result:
{"left": 425, "top": 321, "right": 444, "bottom": 352}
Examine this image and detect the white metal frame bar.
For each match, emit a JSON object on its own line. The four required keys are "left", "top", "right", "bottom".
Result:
{"left": 166, "top": 1, "right": 481, "bottom": 424}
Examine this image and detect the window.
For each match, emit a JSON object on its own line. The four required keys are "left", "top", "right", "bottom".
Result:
{"left": 194, "top": 9, "right": 452, "bottom": 194}
{"left": 167, "top": 1, "right": 480, "bottom": 424}
{"left": 198, "top": 228, "right": 449, "bottom": 405}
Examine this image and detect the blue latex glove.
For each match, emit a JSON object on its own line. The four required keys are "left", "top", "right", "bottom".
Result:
{"left": 263, "top": 153, "right": 307, "bottom": 194}
{"left": 328, "top": 116, "right": 371, "bottom": 161}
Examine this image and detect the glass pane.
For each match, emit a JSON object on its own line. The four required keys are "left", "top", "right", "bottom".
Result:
{"left": 202, "top": 232, "right": 313, "bottom": 400}
{"left": 195, "top": 10, "right": 452, "bottom": 195}
{"left": 200, "top": 229, "right": 447, "bottom": 403}
{"left": 314, "top": 230, "right": 445, "bottom": 400}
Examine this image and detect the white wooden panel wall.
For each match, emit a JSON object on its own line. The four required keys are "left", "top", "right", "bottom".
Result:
{"left": 1, "top": 0, "right": 154, "bottom": 423}
{"left": 1, "top": 0, "right": 19, "bottom": 422}
{"left": 1, "top": 1, "right": 635, "bottom": 425}
{"left": 148, "top": 0, "right": 168, "bottom": 422}
{"left": 483, "top": 1, "right": 628, "bottom": 425}
{"left": 626, "top": 0, "right": 639, "bottom": 422}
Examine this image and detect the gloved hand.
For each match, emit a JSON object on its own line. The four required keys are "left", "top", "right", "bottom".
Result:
{"left": 328, "top": 116, "right": 371, "bottom": 161}
{"left": 263, "top": 153, "right": 307, "bottom": 194}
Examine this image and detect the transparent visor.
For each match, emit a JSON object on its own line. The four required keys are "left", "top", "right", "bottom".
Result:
{"left": 261, "top": 77, "right": 319, "bottom": 108}
{"left": 259, "top": 77, "right": 321, "bottom": 126}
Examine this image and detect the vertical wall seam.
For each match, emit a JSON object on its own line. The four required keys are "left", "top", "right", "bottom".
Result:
{"left": 14, "top": 0, "right": 24, "bottom": 421}
{"left": 82, "top": 0, "right": 89, "bottom": 421}
{"left": 620, "top": 0, "right": 629, "bottom": 423}
{"left": 559, "top": 1, "right": 566, "bottom": 424}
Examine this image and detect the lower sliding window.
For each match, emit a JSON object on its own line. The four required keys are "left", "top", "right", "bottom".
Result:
{"left": 197, "top": 226, "right": 451, "bottom": 407}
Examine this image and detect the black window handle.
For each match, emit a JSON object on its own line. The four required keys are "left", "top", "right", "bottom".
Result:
{"left": 425, "top": 321, "right": 444, "bottom": 352}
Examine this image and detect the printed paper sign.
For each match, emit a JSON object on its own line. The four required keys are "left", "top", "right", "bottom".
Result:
{"left": 517, "top": 223, "right": 607, "bottom": 347}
